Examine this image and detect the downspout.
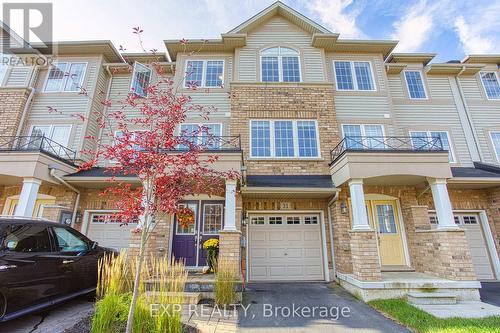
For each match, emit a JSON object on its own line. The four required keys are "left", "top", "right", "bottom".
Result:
{"left": 94, "top": 65, "right": 114, "bottom": 159}
{"left": 454, "top": 69, "right": 483, "bottom": 162}
{"left": 15, "top": 66, "right": 38, "bottom": 137}
{"left": 49, "top": 168, "right": 80, "bottom": 227}
{"left": 327, "top": 190, "right": 340, "bottom": 281}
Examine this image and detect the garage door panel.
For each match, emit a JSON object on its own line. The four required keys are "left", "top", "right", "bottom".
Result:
{"left": 87, "top": 217, "right": 135, "bottom": 250}
{"left": 249, "top": 213, "right": 324, "bottom": 282}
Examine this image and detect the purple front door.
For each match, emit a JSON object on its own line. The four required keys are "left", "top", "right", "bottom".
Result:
{"left": 172, "top": 200, "right": 224, "bottom": 267}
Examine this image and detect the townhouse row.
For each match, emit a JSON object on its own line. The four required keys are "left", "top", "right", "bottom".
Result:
{"left": 0, "top": 2, "right": 499, "bottom": 301}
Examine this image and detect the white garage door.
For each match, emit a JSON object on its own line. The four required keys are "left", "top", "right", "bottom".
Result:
{"left": 248, "top": 214, "right": 324, "bottom": 281}
{"left": 430, "top": 213, "right": 495, "bottom": 280}
{"left": 86, "top": 212, "right": 137, "bottom": 250}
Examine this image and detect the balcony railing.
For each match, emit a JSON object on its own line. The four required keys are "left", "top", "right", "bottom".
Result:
{"left": 330, "top": 136, "right": 445, "bottom": 163}
{"left": 0, "top": 136, "right": 77, "bottom": 164}
{"left": 170, "top": 135, "right": 241, "bottom": 152}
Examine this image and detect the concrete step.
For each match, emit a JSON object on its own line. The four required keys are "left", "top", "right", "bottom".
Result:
{"left": 407, "top": 292, "right": 457, "bottom": 305}
{"left": 144, "top": 291, "right": 201, "bottom": 305}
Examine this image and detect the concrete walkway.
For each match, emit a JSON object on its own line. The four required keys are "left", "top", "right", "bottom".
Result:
{"left": 238, "top": 283, "right": 409, "bottom": 333}
{"left": 413, "top": 301, "right": 500, "bottom": 319}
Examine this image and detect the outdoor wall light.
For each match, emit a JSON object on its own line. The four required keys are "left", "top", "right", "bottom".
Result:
{"left": 340, "top": 202, "right": 348, "bottom": 214}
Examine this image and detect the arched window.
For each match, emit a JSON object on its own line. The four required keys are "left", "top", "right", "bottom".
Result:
{"left": 261, "top": 47, "right": 300, "bottom": 82}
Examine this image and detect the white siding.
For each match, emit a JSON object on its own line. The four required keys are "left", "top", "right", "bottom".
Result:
{"left": 237, "top": 15, "right": 326, "bottom": 82}
{"left": 6, "top": 66, "right": 31, "bottom": 86}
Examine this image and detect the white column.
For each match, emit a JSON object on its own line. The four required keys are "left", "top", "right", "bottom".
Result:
{"left": 223, "top": 180, "right": 237, "bottom": 231}
{"left": 428, "top": 178, "right": 457, "bottom": 230}
{"left": 348, "top": 179, "right": 371, "bottom": 231}
{"left": 14, "top": 178, "right": 42, "bottom": 217}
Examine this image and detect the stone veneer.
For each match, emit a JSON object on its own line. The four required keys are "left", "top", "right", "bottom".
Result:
{"left": 0, "top": 88, "right": 31, "bottom": 137}
{"left": 230, "top": 84, "right": 339, "bottom": 175}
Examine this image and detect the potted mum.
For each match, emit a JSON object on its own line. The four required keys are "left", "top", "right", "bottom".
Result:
{"left": 203, "top": 238, "right": 219, "bottom": 273}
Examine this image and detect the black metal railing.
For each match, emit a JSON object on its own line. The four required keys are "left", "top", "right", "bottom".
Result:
{"left": 330, "top": 136, "right": 445, "bottom": 163}
{"left": 172, "top": 135, "right": 241, "bottom": 151}
{"left": 0, "top": 136, "right": 77, "bottom": 163}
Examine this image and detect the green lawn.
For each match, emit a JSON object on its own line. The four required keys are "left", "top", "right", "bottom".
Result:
{"left": 368, "top": 299, "right": 500, "bottom": 333}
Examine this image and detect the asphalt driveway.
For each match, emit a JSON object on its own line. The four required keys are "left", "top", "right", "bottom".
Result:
{"left": 238, "top": 283, "right": 409, "bottom": 333}
{"left": 480, "top": 282, "right": 500, "bottom": 307}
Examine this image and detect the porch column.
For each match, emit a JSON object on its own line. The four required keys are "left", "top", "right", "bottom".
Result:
{"left": 348, "top": 179, "right": 371, "bottom": 231}
{"left": 223, "top": 179, "right": 237, "bottom": 231}
{"left": 427, "top": 178, "right": 458, "bottom": 230}
{"left": 14, "top": 178, "right": 42, "bottom": 217}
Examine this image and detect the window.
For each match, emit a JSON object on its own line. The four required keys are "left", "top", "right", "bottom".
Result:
{"left": 333, "top": 61, "right": 375, "bottom": 91}
{"left": 179, "top": 123, "right": 222, "bottom": 149}
{"left": 304, "top": 216, "right": 318, "bottom": 225}
{"left": 175, "top": 203, "right": 197, "bottom": 234}
{"left": 375, "top": 205, "right": 397, "bottom": 234}
{"left": 269, "top": 217, "right": 283, "bottom": 225}
{"left": 91, "top": 213, "right": 138, "bottom": 224}
{"left": 287, "top": 216, "right": 300, "bottom": 225}
{"left": 131, "top": 62, "right": 152, "bottom": 97}
{"left": 404, "top": 71, "right": 427, "bottom": 99}
{"left": 0, "top": 54, "right": 12, "bottom": 85}
{"left": 250, "top": 120, "right": 319, "bottom": 158}
{"left": 341, "top": 124, "right": 384, "bottom": 149}
{"left": 1, "top": 224, "right": 51, "bottom": 252}
{"left": 462, "top": 216, "right": 478, "bottom": 224}
{"left": 480, "top": 72, "right": 500, "bottom": 99}
{"left": 185, "top": 60, "right": 224, "bottom": 88}
{"left": 44, "top": 62, "right": 87, "bottom": 92}
{"left": 53, "top": 227, "right": 88, "bottom": 253}
{"left": 261, "top": 47, "right": 300, "bottom": 82}
{"left": 410, "top": 131, "right": 455, "bottom": 162}
{"left": 490, "top": 132, "right": 500, "bottom": 162}
{"left": 29, "top": 125, "right": 72, "bottom": 153}
{"left": 203, "top": 204, "right": 223, "bottom": 234}
{"left": 250, "top": 217, "right": 265, "bottom": 225}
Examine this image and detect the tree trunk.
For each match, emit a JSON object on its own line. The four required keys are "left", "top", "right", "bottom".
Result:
{"left": 125, "top": 214, "right": 149, "bottom": 333}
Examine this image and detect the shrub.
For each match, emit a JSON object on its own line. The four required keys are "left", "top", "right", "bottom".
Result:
{"left": 214, "top": 259, "right": 239, "bottom": 306}
{"left": 91, "top": 252, "right": 187, "bottom": 333}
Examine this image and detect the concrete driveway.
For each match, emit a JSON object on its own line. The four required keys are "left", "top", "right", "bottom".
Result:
{"left": 238, "top": 283, "right": 409, "bottom": 333}
{"left": 480, "top": 282, "right": 500, "bottom": 307}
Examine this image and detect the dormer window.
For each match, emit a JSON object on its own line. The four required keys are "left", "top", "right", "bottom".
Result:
{"left": 131, "top": 62, "right": 152, "bottom": 97}
{"left": 261, "top": 47, "right": 300, "bottom": 82}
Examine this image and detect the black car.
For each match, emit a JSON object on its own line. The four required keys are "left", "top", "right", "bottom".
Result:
{"left": 0, "top": 218, "right": 112, "bottom": 322}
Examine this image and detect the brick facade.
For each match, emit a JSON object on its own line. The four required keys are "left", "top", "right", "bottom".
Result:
{"left": 0, "top": 88, "right": 31, "bottom": 137}
{"left": 349, "top": 230, "right": 382, "bottom": 281}
{"left": 230, "top": 84, "right": 339, "bottom": 175}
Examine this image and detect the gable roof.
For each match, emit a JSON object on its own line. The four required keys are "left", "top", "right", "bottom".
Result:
{"left": 227, "top": 1, "right": 331, "bottom": 35}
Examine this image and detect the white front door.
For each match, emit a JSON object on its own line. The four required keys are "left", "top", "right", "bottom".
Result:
{"left": 248, "top": 213, "right": 324, "bottom": 281}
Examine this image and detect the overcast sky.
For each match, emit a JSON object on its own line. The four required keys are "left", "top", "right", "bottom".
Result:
{"left": 1, "top": 0, "right": 499, "bottom": 62}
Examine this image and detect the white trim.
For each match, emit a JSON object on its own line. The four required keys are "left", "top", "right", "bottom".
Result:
{"left": 409, "top": 130, "right": 456, "bottom": 163}
{"left": 395, "top": 199, "right": 411, "bottom": 267}
{"left": 202, "top": 203, "right": 224, "bottom": 235}
{"left": 29, "top": 124, "right": 73, "bottom": 147}
{"left": 479, "top": 71, "right": 500, "bottom": 100}
{"left": 245, "top": 210, "right": 328, "bottom": 282}
{"left": 183, "top": 59, "right": 225, "bottom": 88}
{"left": 333, "top": 60, "right": 377, "bottom": 92}
{"left": 489, "top": 131, "right": 500, "bottom": 163}
{"left": 43, "top": 61, "right": 88, "bottom": 93}
{"left": 249, "top": 119, "right": 321, "bottom": 159}
{"left": 403, "top": 69, "right": 428, "bottom": 100}
{"left": 260, "top": 46, "right": 302, "bottom": 83}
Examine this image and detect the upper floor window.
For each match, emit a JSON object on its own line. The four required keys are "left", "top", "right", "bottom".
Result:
{"left": 0, "top": 54, "right": 12, "bottom": 86}
{"left": 341, "top": 124, "right": 384, "bottom": 149}
{"left": 404, "top": 71, "right": 427, "bottom": 99}
{"left": 44, "top": 62, "right": 87, "bottom": 92}
{"left": 30, "top": 124, "right": 72, "bottom": 147}
{"left": 410, "top": 130, "right": 454, "bottom": 162}
{"left": 334, "top": 61, "right": 375, "bottom": 91}
{"left": 250, "top": 120, "right": 319, "bottom": 158}
{"left": 185, "top": 60, "right": 224, "bottom": 88}
{"left": 179, "top": 123, "right": 222, "bottom": 149}
{"left": 131, "top": 62, "right": 152, "bottom": 97}
{"left": 490, "top": 132, "right": 500, "bottom": 162}
{"left": 480, "top": 72, "right": 500, "bottom": 100}
{"left": 261, "top": 47, "right": 300, "bottom": 83}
